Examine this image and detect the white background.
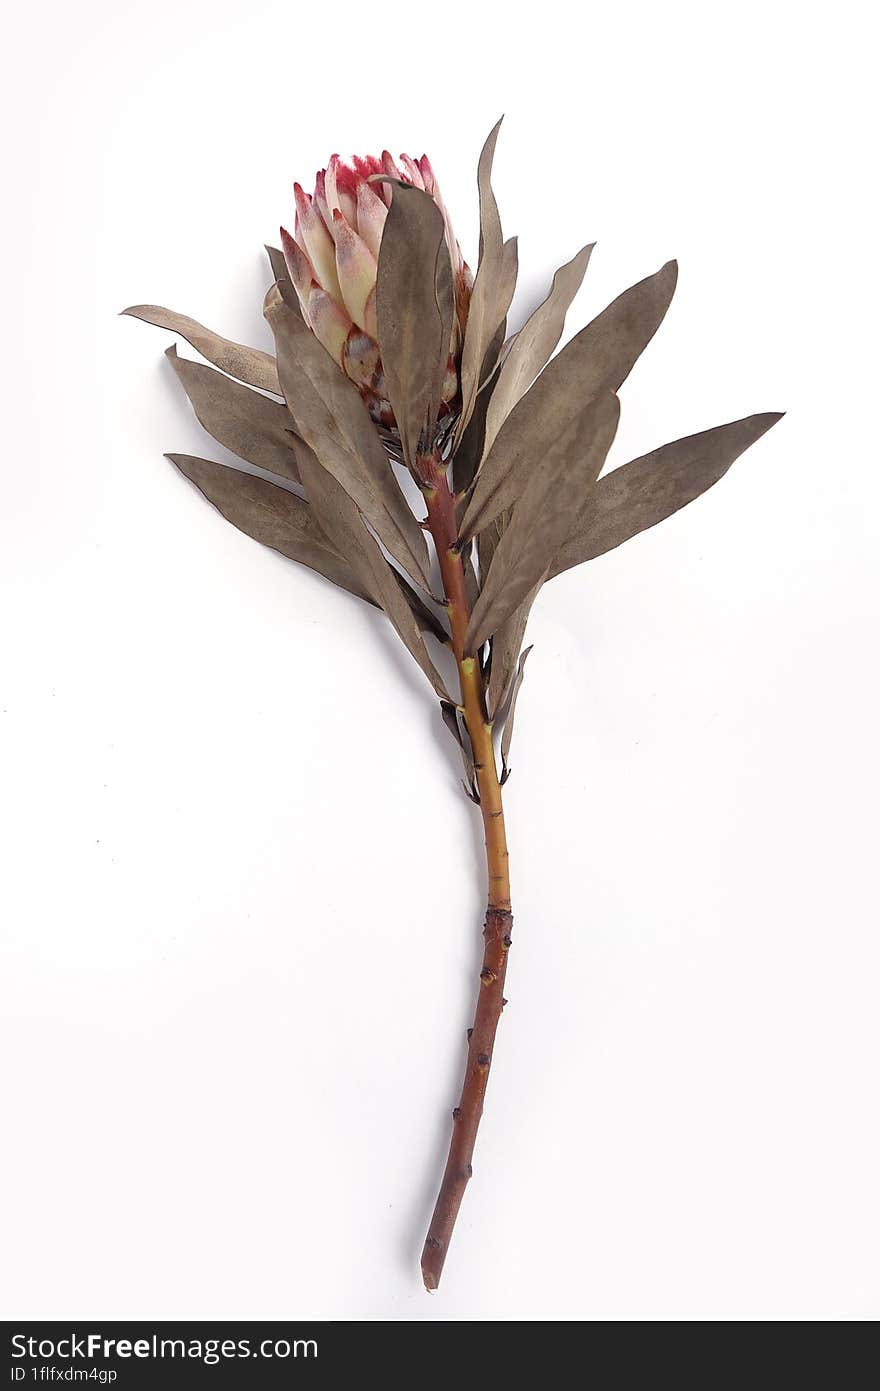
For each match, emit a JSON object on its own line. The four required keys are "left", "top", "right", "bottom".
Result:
{"left": 2, "top": 0, "right": 878, "bottom": 1322}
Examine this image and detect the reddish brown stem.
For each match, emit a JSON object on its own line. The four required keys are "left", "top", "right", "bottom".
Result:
{"left": 419, "top": 458, "right": 512, "bottom": 1291}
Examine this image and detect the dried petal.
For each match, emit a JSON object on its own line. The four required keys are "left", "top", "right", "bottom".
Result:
{"left": 356, "top": 179, "right": 388, "bottom": 259}
{"left": 399, "top": 153, "right": 425, "bottom": 189}
{"left": 307, "top": 287, "right": 352, "bottom": 366}
{"left": 294, "top": 181, "right": 342, "bottom": 301}
{"left": 333, "top": 210, "right": 379, "bottom": 332}
{"left": 325, "top": 154, "right": 358, "bottom": 228}
{"left": 279, "top": 226, "right": 316, "bottom": 310}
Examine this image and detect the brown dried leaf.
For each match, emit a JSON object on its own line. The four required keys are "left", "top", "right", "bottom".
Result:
{"left": 461, "top": 542, "right": 480, "bottom": 611}
{"left": 454, "top": 120, "right": 518, "bottom": 444}
{"left": 265, "top": 244, "right": 289, "bottom": 285}
{"left": 166, "top": 453, "right": 372, "bottom": 601}
{"left": 475, "top": 507, "right": 508, "bottom": 584}
{"left": 499, "top": 645, "right": 533, "bottom": 772}
{"left": 295, "top": 445, "right": 451, "bottom": 699}
{"left": 123, "top": 305, "right": 280, "bottom": 395}
{"left": 481, "top": 243, "right": 594, "bottom": 459}
{"left": 440, "top": 700, "right": 476, "bottom": 785}
{"left": 461, "top": 261, "right": 678, "bottom": 542}
{"left": 456, "top": 238, "right": 518, "bottom": 447}
{"left": 476, "top": 509, "right": 537, "bottom": 716}
{"left": 264, "top": 288, "right": 432, "bottom": 588}
{"left": 391, "top": 571, "right": 450, "bottom": 646}
{"left": 487, "top": 581, "right": 540, "bottom": 718}
{"left": 166, "top": 345, "right": 302, "bottom": 482}
{"left": 376, "top": 184, "right": 455, "bottom": 467}
{"left": 465, "top": 392, "right": 620, "bottom": 652}
{"left": 550, "top": 411, "right": 784, "bottom": 578}
{"left": 165, "top": 450, "right": 444, "bottom": 639}
{"left": 477, "top": 117, "right": 504, "bottom": 262}
{"left": 452, "top": 321, "right": 508, "bottom": 494}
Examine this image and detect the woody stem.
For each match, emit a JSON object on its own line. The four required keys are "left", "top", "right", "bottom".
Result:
{"left": 419, "top": 457, "right": 512, "bottom": 1292}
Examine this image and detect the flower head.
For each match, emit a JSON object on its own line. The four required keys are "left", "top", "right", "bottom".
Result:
{"left": 281, "top": 153, "right": 471, "bottom": 427}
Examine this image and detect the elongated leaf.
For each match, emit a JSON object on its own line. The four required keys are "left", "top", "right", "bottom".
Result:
{"left": 295, "top": 445, "right": 451, "bottom": 699}
{"left": 481, "top": 243, "right": 594, "bottom": 459}
{"left": 173, "top": 449, "right": 445, "bottom": 636}
{"left": 166, "top": 346, "right": 302, "bottom": 482}
{"left": 476, "top": 508, "right": 508, "bottom": 586}
{"left": 477, "top": 509, "right": 538, "bottom": 716}
{"left": 550, "top": 411, "right": 784, "bottom": 578}
{"left": 499, "top": 646, "right": 533, "bottom": 772}
{"left": 461, "top": 261, "right": 678, "bottom": 542}
{"left": 440, "top": 700, "right": 476, "bottom": 786}
{"left": 166, "top": 453, "right": 372, "bottom": 601}
{"left": 477, "top": 117, "right": 504, "bottom": 263}
{"left": 457, "top": 237, "right": 518, "bottom": 449}
{"left": 466, "top": 392, "right": 620, "bottom": 652}
{"left": 264, "top": 287, "right": 432, "bottom": 588}
{"left": 123, "top": 305, "right": 280, "bottom": 394}
{"left": 376, "top": 185, "right": 454, "bottom": 468}
{"left": 391, "top": 571, "right": 450, "bottom": 645}
{"left": 487, "top": 581, "right": 540, "bottom": 718}
{"left": 461, "top": 540, "right": 480, "bottom": 610}
{"left": 454, "top": 121, "right": 518, "bottom": 444}
{"left": 452, "top": 320, "right": 508, "bottom": 494}
{"left": 265, "top": 244, "right": 289, "bottom": 285}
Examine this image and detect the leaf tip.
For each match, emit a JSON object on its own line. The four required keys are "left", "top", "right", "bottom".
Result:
{"left": 754, "top": 410, "right": 785, "bottom": 439}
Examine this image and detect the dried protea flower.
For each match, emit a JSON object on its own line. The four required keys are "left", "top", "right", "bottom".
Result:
{"left": 280, "top": 153, "right": 471, "bottom": 427}
{"left": 123, "top": 120, "right": 782, "bottom": 1292}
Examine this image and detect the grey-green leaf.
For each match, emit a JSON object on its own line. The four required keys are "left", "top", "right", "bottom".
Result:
{"left": 295, "top": 445, "right": 451, "bottom": 699}
{"left": 264, "top": 287, "right": 432, "bottom": 589}
{"left": 166, "top": 345, "right": 302, "bottom": 482}
{"left": 481, "top": 242, "right": 594, "bottom": 460}
{"left": 466, "top": 391, "right": 620, "bottom": 652}
{"left": 461, "top": 260, "right": 677, "bottom": 542}
{"left": 376, "top": 184, "right": 455, "bottom": 468}
{"left": 123, "top": 305, "right": 280, "bottom": 395}
{"left": 549, "top": 411, "right": 784, "bottom": 578}
{"left": 166, "top": 453, "right": 372, "bottom": 601}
